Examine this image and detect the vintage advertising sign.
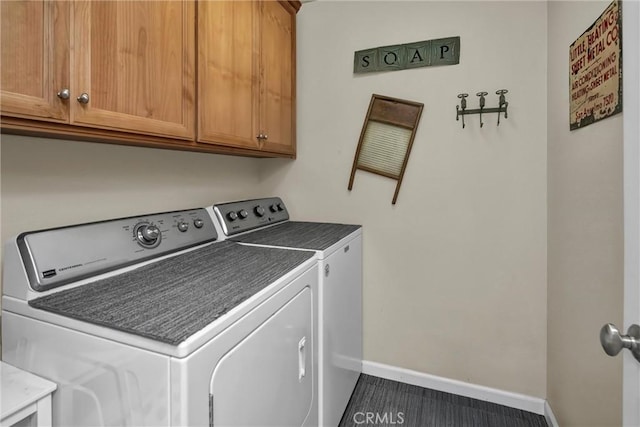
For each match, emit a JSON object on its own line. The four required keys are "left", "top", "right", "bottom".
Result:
{"left": 354, "top": 37, "right": 460, "bottom": 74}
{"left": 569, "top": 0, "right": 622, "bottom": 130}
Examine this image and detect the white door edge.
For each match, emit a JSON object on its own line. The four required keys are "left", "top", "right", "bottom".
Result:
{"left": 623, "top": 0, "right": 640, "bottom": 425}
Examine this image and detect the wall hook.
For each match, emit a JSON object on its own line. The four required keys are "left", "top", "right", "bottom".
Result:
{"left": 496, "top": 89, "right": 508, "bottom": 125}
{"left": 476, "top": 91, "right": 488, "bottom": 127}
{"left": 455, "top": 89, "right": 509, "bottom": 129}
{"left": 455, "top": 93, "right": 469, "bottom": 128}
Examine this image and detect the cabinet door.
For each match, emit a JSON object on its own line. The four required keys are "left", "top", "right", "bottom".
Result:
{"left": 259, "top": 1, "right": 296, "bottom": 156}
{"left": 71, "top": 1, "right": 195, "bottom": 140}
{"left": 197, "top": 1, "right": 260, "bottom": 150}
{"left": 1, "top": 0, "right": 69, "bottom": 122}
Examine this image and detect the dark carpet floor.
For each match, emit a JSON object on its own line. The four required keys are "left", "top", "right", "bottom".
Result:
{"left": 339, "top": 375, "right": 549, "bottom": 427}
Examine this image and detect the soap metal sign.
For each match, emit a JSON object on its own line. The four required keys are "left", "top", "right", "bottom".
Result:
{"left": 354, "top": 36, "right": 460, "bottom": 74}
{"left": 569, "top": 0, "right": 622, "bottom": 130}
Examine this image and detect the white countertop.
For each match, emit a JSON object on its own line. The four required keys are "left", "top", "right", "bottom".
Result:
{"left": 1, "top": 362, "right": 57, "bottom": 420}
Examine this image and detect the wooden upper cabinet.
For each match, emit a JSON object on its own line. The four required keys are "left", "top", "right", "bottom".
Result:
{"left": 197, "top": 0, "right": 259, "bottom": 150}
{"left": 198, "top": 0, "right": 298, "bottom": 157}
{"left": 1, "top": 0, "right": 299, "bottom": 158}
{"left": 71, "top": 1, "right": 195, "bottom": 139}
{"left": 0, "top": 1, "right": 70, "bottom": 122}
{"left": 259, "top": 1, "right": 296, "bottom": 156}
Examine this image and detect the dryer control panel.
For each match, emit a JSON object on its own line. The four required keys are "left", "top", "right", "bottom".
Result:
{"left": 18, "top": 208, "right": 217, "bottom": 292}
{"left": 213, "top": 197, "right": 289, "bottom": 236}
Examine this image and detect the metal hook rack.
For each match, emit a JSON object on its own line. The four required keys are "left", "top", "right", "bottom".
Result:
{"left": 456, "top": 89, "right": 508, "bottom": 128}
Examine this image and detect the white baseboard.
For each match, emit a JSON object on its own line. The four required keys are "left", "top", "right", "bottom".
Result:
{"left": 362, "top": 360, "right": 547, "bottom": 416}
{"left": 544, "top": 400, "right": 560, "bottom": 427}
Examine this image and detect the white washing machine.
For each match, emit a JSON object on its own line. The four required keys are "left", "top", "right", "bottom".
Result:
{"left": 210, "top": 197, "right": 362, "bottom": 427}
{"left": 1, "top": 207, "right": 318, "bottom": 426}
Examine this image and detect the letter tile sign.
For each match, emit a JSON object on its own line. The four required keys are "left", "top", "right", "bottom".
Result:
{"left": 354, "top": 37, "right": 460, "bottom": 73}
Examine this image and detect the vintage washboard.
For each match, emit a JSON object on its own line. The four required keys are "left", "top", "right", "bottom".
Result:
{"left": 348, "top": 94, "right": 424, "bottom": 204}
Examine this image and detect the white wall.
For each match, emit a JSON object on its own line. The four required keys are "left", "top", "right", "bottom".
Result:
{"left": 0, "top": 133, "right": 265, "bottom": 290}
{"left": 260, "top": 0, "right": 548, "bottom": 397}
{"left": 547, "top": 1, "right": 623, "bottom": 426}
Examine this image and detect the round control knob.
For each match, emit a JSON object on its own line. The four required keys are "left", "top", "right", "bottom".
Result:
{"left": 255, "top": 206, "right": 266, "bottom": 217}
{"left": 238, "top": 209, "right": 249, "bottom": 219}
{"left": 140, "top": 225, "right": 159, "bottom": 241}
{"left": 178, "top": 221, "right": 189, "bottom": 232}
{"left": 193, "top": 218, "right": 204, "bottom": 228}
{"left": 277, "top": 203, "right": 284, "bottom": 211}
{"left": 270, "top": 204, "right": 278, "bottom": 213}
{"left": 135, "top": 223, "right": 161, "bottom": 248}
{"left": 227, "top": 211, "right": 238, "bottom": 221}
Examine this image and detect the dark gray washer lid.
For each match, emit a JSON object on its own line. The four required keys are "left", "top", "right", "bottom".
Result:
{"left": 29, "top": 241, "right": 315, "bottom": 345}
{"left": 230, "top": 221, "right": 361, "bottom": 250}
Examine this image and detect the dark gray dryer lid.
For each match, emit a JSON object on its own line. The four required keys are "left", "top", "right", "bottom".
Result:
{"left": 230, "top": 221, "right": 361, "bottom": 251}
{"left": 29, "top": 241, "right": 315, "bottom": 345}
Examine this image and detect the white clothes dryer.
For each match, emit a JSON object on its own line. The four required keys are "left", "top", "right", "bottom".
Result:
{"left": 211, "top": 197, "right": 362, "bottom": 427}
{"left": 2, "top": 207, "right": 318, "bottom": 426}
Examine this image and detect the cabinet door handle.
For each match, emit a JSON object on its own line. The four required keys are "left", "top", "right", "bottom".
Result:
{"left": 57, "top": 88, "right": 70, "bottom": 100}
{"left": 77, "top": 93, "right": 90, "bottom": 104}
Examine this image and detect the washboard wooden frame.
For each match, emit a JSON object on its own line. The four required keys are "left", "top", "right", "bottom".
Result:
{"left": 348, "top": 94, "right": 424, "bottom": 204}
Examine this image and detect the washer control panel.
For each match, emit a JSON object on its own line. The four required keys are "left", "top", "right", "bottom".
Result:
{"left": 18, "top": 208, "right": 217, "bottom": 292}
{"left": 213, "top": 197, "right": 289, "bottom": 236}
